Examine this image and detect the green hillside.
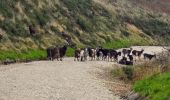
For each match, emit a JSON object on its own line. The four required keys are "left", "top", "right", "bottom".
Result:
{"left": 0, "top": 0, "right": 170, "bottom": 59}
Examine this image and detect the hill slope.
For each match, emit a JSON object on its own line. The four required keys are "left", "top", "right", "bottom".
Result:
{"left": 0, "top": 0, "right": 170, "bottom": 52}
{"left": 130, "top": 0, "right": 170, "bottom": 15}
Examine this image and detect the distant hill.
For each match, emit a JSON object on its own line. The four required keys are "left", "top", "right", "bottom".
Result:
{"left": 0, "top": 0, "right": 170, "bottom": 52}
{"left": 130, "top": 0, "right": 170, "bottom": 15}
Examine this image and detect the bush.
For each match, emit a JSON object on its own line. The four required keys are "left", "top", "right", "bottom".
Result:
{"left": 111, "top": 66, "right": 134, "bottom": 81}
{"left": 77, "top": 16, "right": 93, "bottom": 32}
{"left": 36, "top": 10, "right": 50, "bottom": 27}
{"left": 111, "top": 67, "right": 125, "bottom": 78}
{"left": 0, "top": 1, "right": 14, "bottom": 18}
{"left": 122, "top": 66, "right": 134, "bottom": 80}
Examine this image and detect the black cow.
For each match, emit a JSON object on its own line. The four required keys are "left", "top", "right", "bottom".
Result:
{"left": 119, "top": 57, "right": 127, "bottom": 65}
{"left": 88, "top": 48, "right": 96, "bottom": 61}
{"left": 59, "top": 45, "right": 67, "bottom": 61}
{"left": 119, "top": 57, "right": 133, "bottom": 65}
{"left": 128, "top": 54, "right": 133, "bottom": 62}
{"left": 122, "top": 48, "right": 132, "bottom": 56}
{"left": 132, "top": 49, "right": 144, "bottom": 58}
{"left": 47, "top": 47, "right": 55, "bottom": 60}
{"left": 96, "top": 49, "right": 103, "bottom": 60}
{"left": 143, "top": 53, "right": 156, "bottom": 60}
{"left": 110, "top": 50, "right": 121, "bottom": 62}
{"left": 47, "top": 45, "right": 67, "bottom": 61}
{"left": 99, "top": 48, "right": 110, "bottom": 61}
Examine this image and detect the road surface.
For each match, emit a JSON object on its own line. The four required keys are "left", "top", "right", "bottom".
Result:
{"left": 0, "top": 46, "right": 166, "bottom": 100}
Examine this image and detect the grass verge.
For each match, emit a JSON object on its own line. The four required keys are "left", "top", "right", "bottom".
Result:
{"left": 66, "top": 47, "right": 74, "bottom": 57}
{"left": 0, "top": 47, "right": 75, "bottom": 62}
{"left": 0, "top": 49, "right": 47, "bottom": 61}
{"left": 102, "top": 37, "right": 151, "bottom": 49}
{"left": 102, "top": 39, "right": 131, "bottom": 49}
{"left": 111, "top": 51, "right": 170, "bottom": 99}
{"left": 133, "top": 72, "right": 170, "bottom": 100}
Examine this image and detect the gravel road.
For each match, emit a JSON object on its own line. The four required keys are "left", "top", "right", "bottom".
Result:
{"left": 0, "top": 46, "right": 166, "bottom": 100}
{"left": 0, "top": 58, "right": 120, "bottom": 100}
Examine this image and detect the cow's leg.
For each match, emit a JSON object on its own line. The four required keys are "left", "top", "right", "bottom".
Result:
{"left": 144, "top": 56, "right": 146, "bottom": 60}
{"left": 85, "top": 56, "right": 87, "bottom": 61}
{"left": 57, "top": 56, "right": 59, "bottom": 61}
{"left": 107, "top": 56, "right": 109, "bottom": 62}
{"left": 81, "top": 57, "right": 83, "bottom": 61}
{"left": 84, "top": 56, "right": 86, "bottom": 61}
{"left": 60, "top": 57, "right": 62, "bottom": 61}
{"left": 134, "top": 56, "right": 137, "bottom": 62}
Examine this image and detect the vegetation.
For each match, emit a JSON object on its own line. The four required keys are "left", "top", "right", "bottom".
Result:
{"left": 0, "top": 50, "right": 47, "bottom": 61}
{"left": 133, "top": 72, "right": 170, "bottom": 100}
{"left": 111, "top": 66, "right": 134, "bottom": 81}
{"left": 0, "top": 0, "right": 170, "bottom": 60}
{"left": 111, "top": 50, "right": 170, "bottom": 99}
{"left": 0, "top": 0, "right": 170, "bottom": 98}
{"left": 65, "top": 47, "right": 74, "bottom": 57}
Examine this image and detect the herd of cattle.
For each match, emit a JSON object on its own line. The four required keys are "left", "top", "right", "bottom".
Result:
{"left": 47, "top": 45, "right": 157, "bottom": 65}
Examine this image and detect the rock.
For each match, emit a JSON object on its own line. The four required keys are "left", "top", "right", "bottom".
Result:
{"left": 126, "top": 91, "right": 145, "bottom": 100}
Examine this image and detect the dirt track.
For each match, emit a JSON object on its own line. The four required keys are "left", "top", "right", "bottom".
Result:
{"left": 0, "top": 46, "right": 166, "bottom": 100}
{"left": 0, "top": 58, "right": 120, "bottom": 100}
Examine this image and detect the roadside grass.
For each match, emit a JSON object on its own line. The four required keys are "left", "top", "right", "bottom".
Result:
{"left": 111, "top": 51, "right": 170, "bottom": 99}
{"left": 102, "top": 37, "right": 151, "bottom": 49}
{"left": 132, "top": 51, "right": 170, "bottom": 100}
{"left": 66, "top": 47, "right": 74, "bottom": 57}
{"left": 133, "top": 72, "right": 170, "bottom": 100}
{"left": 102, "top": 39, "right": 131, "bottom": 49}
{"left": 0, "top": 47, "right": 74, "bottom": 62}
{"left": 0, "top": 49, "right": 47, "bottom": 61}
{"left": 111, "top": 62, "right": 161, "bottom": 82}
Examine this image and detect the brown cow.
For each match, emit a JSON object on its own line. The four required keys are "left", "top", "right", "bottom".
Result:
{"left": 74, "top": 48, "right": 81, "bottom": 61}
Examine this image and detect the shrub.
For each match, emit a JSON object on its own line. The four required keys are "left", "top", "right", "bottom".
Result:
{"left": 36, "top": 11, "right": 50, "bottom": 27}
{"left": 111, "top": 67, "right": 125, "bottom": 78}
{"left": 111, "top": 66, "right": 134, "bottom": 81}
{"left": 0, "top": 1, "right": 14, "bottom": 18}
{"left": 122, "top": 66, "right": 134, "bottom": 80}
{"left": 77, "top": 16, "right": 93, "bottom": 32}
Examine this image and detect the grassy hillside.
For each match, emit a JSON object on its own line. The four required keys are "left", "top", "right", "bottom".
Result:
{"left": 0, "top": 0, "right": 170, "bottom": 60}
